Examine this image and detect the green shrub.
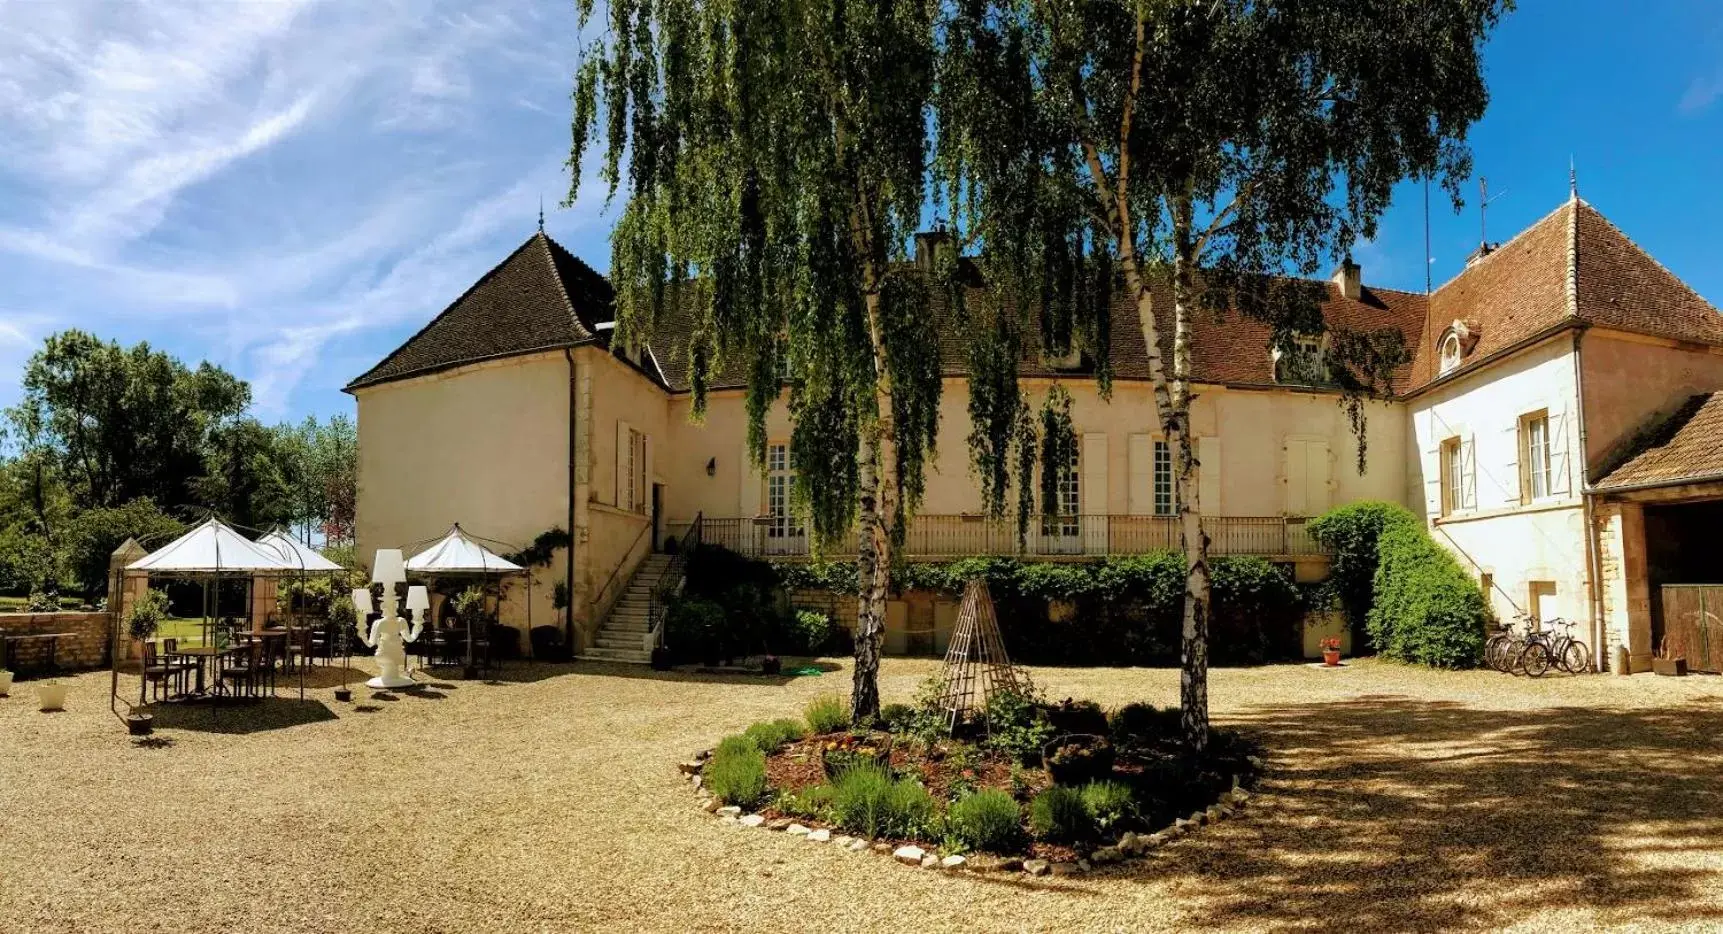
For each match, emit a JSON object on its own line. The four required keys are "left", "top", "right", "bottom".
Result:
{"left": 829, "top": 761, "right": 939, "bottom": 840}
{"left": 1046, "top": 698, "right": 1108, "bottom": 735}
{"left": 983, "top": 688, "right": 1055, "bottom": 765}
{"left": 876, "top": 703, "right": 916, "bottom": 734}
{"left": 1209, "top": 556, "right": 1305, "bottom": 662}
{"left": 804, "top": 694, "right": 850, "bottom": 734}
{"left": 1308, "top": 502, "right": 1405, "bottom": 644}
{"left": 742, "top": 718, "right": 807, "bottom": 754}
{"left": 776, "top": 783, "right": 836, "bottom": 820}
{"left": 1358, "top": 504, "right": 1488, "bottom": 668}
{"left": 946, "top": 788, "right": 1024, "bottom": 853}
{"left": 885, "top": 779, "right": 939, "bottom": 839}
{"left": 704, "top": 735, "right": 768, "bottom": 807}
{"left": 127, "top": 588, "right": 171, "bottom": 642}
{"left": 665, "top": 597, "right": 727, "bottom": 661}
{"left": 1080, "top": 780, "right": 1135, "bottom": 831}
{"left": 1028, "top": 785, "right": 1094, "bottom": 843}
{"left": 778, "top": 609, "right": 834, "bottom": 655}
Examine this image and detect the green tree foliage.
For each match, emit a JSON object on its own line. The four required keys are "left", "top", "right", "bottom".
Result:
{"left": 271, "top": 415, "right": 358, "bottom": 546}
{"left": 194, "top": 419, "right": 296, "bottom": 533}
{"left": 15, "top": 330, "right": 249, "bottom": 510}
{"left": 567, "top": 0, "right": 945, "bottom": 724}
{"left": 1307, "top": 501, "right": 1404, "bottom": 644}
{"left": 61, "top": 499, "right": 185, "bottom": 601}
{"left": 936, "top": 0, "right": 1508, "bottom": 750}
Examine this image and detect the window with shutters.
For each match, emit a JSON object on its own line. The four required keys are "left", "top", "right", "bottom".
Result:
{"left": 624, "top": 428, "right": 647, "bottom": 513}
{"left": 1520, "top": 410, "right": 1552, "bottom": 503}
{"left": 1440, "top": 436, "right": 1463, "bottom": 516}
{"left": 1052, "top": 446, "right": 1080, "bottom": 536}
{"left": 1153, "top": 441, "right": 1175, "bottom": 516}
{"left": 766, "top": 443, "right": 803, "bottom": 538}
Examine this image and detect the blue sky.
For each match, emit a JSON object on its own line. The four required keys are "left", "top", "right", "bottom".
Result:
{"left": 0, "top": 1, "right": 1720, "bottom": 424}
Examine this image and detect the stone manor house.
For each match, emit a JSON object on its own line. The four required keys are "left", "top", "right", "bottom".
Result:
{"left": 348, "top": 195, "right": 1723, "bottom": 672}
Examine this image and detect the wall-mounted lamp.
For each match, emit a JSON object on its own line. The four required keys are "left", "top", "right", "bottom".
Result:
{"left": 706, "top": 457, "right": 716, "bottom": 477}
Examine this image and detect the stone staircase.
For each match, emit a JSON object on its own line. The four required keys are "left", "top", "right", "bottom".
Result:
{"left": 581, "top": 553, "right": 673, "bottom": 664}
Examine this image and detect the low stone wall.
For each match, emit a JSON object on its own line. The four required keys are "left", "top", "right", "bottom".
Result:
{"left": 0, "top": 612, "right": 112, "bottom": 672}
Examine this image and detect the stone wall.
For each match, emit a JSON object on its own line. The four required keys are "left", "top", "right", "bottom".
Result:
{"left": 0, "top": 612, "right": 112, "bottom": 672}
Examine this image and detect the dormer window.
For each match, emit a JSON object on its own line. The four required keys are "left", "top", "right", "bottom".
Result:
{"left": 1043, "top": 345, "right": 1084, "bottom": 371}
{"left": 1274, "top": 334, "right": 1330, "bottom": 386}
{"left": 1438, "top": 331, "right": 1463, "bottom": 375}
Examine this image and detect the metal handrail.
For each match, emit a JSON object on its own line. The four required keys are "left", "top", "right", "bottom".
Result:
{"left": 646, "top": 512, "right": 701, "bottom": 652}
{"left": 594, "top": 519, "right": 654, "bottom": 622}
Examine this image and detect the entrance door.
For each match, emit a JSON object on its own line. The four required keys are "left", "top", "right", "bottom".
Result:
{"left": 1660, "top": 584, "right": 1722, "bottom": 674}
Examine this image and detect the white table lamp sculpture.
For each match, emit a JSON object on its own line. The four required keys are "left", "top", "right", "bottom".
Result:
{"left": 352, "top": 549, "right": 426, "bottom": 689}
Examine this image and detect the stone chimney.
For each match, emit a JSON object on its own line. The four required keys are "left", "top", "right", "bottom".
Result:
{"left": 914, "top": 230, "right": 955, "bottom": 272}
{"left": 1331, "top": 259, "right": 1361, "bottom": 301}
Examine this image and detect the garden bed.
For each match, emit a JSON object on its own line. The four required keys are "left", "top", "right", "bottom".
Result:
{"left": 689, "top": 687, "right": 1264, "bottom": 876}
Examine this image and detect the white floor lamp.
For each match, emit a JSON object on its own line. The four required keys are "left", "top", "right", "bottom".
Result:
{"left": 351, "top": 548, "right": 427, "bottom": 689}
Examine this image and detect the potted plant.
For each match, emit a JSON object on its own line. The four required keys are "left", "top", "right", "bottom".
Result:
{"left": 124, "top": 705, "right": 154, "bottom": 735}
{"left": 128, "top": 589, "right": 170, "bottom": 647}
{"left": 1653, "top": 634, "right": 1688, "bottom": 677}
{"left": 1319, "top": 636, "right": 1343, "bottom": 667}
{"left": 0, "top": 667, "right": 12, "bottom": 697}
{"left": 37, "top": 679, "right": 67, "bottom": 712}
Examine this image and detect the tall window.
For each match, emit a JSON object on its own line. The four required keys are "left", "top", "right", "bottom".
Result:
{"left": 766, "top": 443, "right": 802, "bottom": 538}
{"left": 1052, "top": 446, "right": 1080, "bottom": 536}
{"left": 625, "top": 428, "right": 643, "bottom": 513}
{"left": 1153, "top": 440, "right": 1175, "bottom": 516}
{"left": 1440, "top": 436, "right": 1463, "bottom": 516}
{"left": 1521, "top": 411, "right": 1552, "bottom": 502}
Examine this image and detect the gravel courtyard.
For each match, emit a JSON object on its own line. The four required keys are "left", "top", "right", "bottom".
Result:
{"left": 3, "top": 657, "right": 1722, "bottom": 933}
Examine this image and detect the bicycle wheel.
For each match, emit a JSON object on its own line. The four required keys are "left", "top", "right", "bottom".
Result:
{"left": 1520, "top": 642, "right": 1552, "bottom": 678}
{"left": 1561, "top": 640, "right": 1590, "bottom": 674}
{"left": 1505, "top": 638, "right": 1528, "bottom": 675}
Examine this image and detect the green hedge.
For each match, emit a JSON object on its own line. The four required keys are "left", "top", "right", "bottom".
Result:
{"left": 781, "top": 550, "right": 1303, "bottom": 666}
{"left": 1310, "top": 501, "right": 1487, "bottom": 668}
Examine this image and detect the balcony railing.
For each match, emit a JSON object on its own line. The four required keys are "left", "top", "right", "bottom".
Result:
{"left": 697, "top": 515, "right": 1327, "bottom": 560}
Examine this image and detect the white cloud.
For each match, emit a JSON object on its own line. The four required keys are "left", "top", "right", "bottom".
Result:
{"left": 1679, "top": 69, "right": 1723, "bottom": 114}
{"left": 0, "top": 0, "right": 600, "bottom": 422}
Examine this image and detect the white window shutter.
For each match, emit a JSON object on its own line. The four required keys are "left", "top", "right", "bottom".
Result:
{"left": 1551, "top": 409, "right": 1572, "bottom": 495}
{"left": 1462, "top": 437, "right": 1478, "bottom": 510}
{"left": 1421, "top": 440, "right": 1442, "bottom": 516}
{"left": 1127, "top": 434, "right": 1153, "bottom": 516}
{"left": 1284, "top": 440, "right": 1309, "bottom": 516}
{"left": 1503, "top": 422, "right": 1522, "bottom": 504}
{"left": 1306, "top": 440, "right": 1330, "bottom": 515}
{"left": 615, "top": 421, "right": 629, "bottom": 507}
{"left": 1081, "top": 433, "right": 1107, "bottom": 515}
{"left": 1199, "top": 436, "right": 1222, "bottom": 517}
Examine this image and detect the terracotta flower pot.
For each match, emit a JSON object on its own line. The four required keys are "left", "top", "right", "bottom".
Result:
{"left": 1322, "top": 650, "right": 1342, "bottom": 667}
{"left": 0, "top": 669, "right": 12, "bottom": 697}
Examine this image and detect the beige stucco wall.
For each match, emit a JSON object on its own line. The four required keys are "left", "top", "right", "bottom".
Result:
{"left": 662, "top": 377, "right": 1406, "bottom": 527}
{"left": 1580, "top": 329, "right": 1723, "bottom": 479}
{"left": 1408, "top": 336, "right": 1590, "bottom": 626}
{"left": 354, "top": 351, "right": 572, "bottom": 652}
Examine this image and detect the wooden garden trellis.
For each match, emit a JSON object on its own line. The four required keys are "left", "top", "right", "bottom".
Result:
{"left": 931, "top": 578, "right": 1027, "bottom": 734}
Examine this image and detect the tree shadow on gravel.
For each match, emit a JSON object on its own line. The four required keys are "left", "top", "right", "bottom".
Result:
{"left": 148, "top": 698, "right": 338, "bottom": 734}
{"left": 1140, "top": 694, "right": 1723, "bottom": 932}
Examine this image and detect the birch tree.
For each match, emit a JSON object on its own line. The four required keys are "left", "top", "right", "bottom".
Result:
{"left": 937, "top": 0, "right": 1507, "bottom": 750}
{"left": 568, "top": 0, "right": 943, "bottom": 722}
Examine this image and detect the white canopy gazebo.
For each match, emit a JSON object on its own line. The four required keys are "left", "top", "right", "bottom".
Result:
{"left": 256, "top": 529, "right": 346, "bottom": 573}
{"left": 116, "top": 518, "right": 307, "bottom": 713}
{"left": 404, "top": 524, "right": 525, "bottom": 678}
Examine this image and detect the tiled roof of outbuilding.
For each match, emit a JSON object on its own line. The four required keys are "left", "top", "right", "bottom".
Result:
{"left": 1595, "top": 393, "right": 1723, "bottom": 491}
{"left": 345, "top": 232, "right": 614, "bottom": 391}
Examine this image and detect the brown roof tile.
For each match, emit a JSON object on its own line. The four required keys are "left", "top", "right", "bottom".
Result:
{"left": 345, "top": 232, "right": 613, "bottom": 391}
{"left": 1594, "top": 392, "right": 1723, "bottom": 490}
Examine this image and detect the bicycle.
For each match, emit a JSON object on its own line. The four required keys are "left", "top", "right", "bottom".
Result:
{"left": 1515, "top": 616, "right": 1590, "bottom": 677}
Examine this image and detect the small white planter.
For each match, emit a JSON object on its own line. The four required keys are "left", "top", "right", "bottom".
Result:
{"left": 36, "top": 682, "right": 67, "bottom": 712}
{"left": 0, "top": 670, "right": 13, "bottom": 697}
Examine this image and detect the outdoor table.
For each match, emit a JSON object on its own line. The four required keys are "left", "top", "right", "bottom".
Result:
{"left": 0, "top": 631, "right": 78, "bottom": 677}
{"left": 165, "top": 646, "right": 223, "bottom": 695}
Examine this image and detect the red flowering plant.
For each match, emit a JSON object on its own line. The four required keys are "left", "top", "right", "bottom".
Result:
{"left": 1318, "top": 636, "right": 1342, "bottom": 653}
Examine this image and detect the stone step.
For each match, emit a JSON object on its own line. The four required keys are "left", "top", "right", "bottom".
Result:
{"left": 603, "top": 622, "right": 649, "bottom": 633}
{"left": 597, "top": 635, "right": 649, "bottom": 651}
{"left": 580, "top": 648, "right": 651, "bottom": 664}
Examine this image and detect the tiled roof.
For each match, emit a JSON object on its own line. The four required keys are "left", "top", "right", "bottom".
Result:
{"left": 651, "top": 270, "right": 1428, "bottom": 394}
{"left": 1407, "top": 199, "right": 1723, "bottom": 391}
{"left": 345, "top": 232, "right": 613, "bottom": 391}
{"left": 1594, "top": 393, "right": 1723, "bottom": 491}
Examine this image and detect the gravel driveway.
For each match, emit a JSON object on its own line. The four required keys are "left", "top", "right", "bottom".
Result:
{"left": 2, "top": 657, "right": 1721, "bottom": 933}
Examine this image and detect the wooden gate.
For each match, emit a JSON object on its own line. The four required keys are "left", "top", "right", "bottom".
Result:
{"left": 1660, "top": 585, "right": 1723, "bottom": 674}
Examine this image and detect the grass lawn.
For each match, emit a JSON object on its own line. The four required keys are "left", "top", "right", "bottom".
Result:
{"left": 3, "top": 657, "right": 1723, "bottom": 932}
